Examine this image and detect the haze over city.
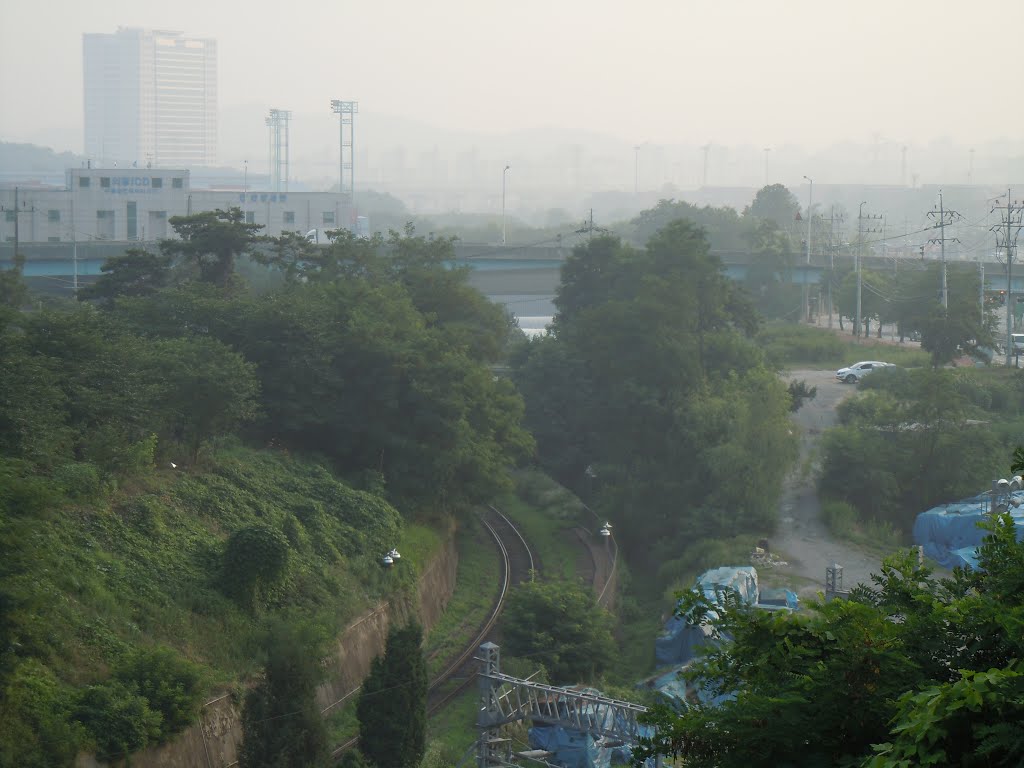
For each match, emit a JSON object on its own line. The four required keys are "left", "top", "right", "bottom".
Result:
{"left": 3, "top": 0, "right": 1024, "bottom": 195}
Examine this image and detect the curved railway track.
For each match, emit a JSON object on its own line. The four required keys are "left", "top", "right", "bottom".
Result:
{"left": 582, "top": 503, "right": 618, "bottom": 609}
{"left": 330, "top": 505, "right": 534, "bottom": 760}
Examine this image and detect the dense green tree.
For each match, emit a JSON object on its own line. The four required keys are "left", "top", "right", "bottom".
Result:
{"left": 0, "top": 264, "right": 29, "bottom": 309}
{"left": 745, "top": 184, "right": 801, "bottom": 231}
{"left": 628, "top": 199, "right": 751, "bottom": 251}
{"left": 77, "top": 248, "right": 172, "bottom": 306}
{"left": 513, "top": 224, "right": 796, "bottom": 562}
{"left": 820, "top": 367, "right": 1004, "bottom": 531}
{"left": 240, "top": 624, "right": 329, "bottom": 768}
{"left": 146, "top": 336, "right": 260, "bottom": 460}
{"left": 741, "top": 219, "right": 802, "bottom": 321}
{"left": 356, "top": 623, "right": 427, "bottom": 768}
{"left": 161, "top": 207, "right": 263, "bottom": 288}
{"left": 501, "top": 580, "right": 615, "bottom": 684}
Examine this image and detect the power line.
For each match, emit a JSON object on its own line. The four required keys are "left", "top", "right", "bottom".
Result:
{"left": 991, "top": 189, "right": 1024, "bottom": 365}
{"left": 926, "top": 190, "right": 962, "bottom": 309}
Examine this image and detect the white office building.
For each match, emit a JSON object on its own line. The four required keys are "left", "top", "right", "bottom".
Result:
{"left": 83, "top": 28, "right": 217, "bottom": 169}
{"left": 1, "top": 169, "right": 354, "bottom": 244}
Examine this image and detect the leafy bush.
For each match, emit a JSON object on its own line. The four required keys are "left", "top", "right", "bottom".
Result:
{"left": 501, "top": 580, "right": 615, "bottom": 684}
{"left": 821, "top": 499, "right": 858, "bottom": 538}
{"left": 758, "top": 323, "right": 848, "bottom": 366}
{"left": 52, "top": 462, "right": 103, "bottom": 501}
{"left": 222, "top": 524, "right": 290, "bottom": 609}
{"left": 116, "top": 646, "right": 205, "bottom": 741}
{"left": 0, "top": 660, "right": 82, "bottom": 768}
{"left": 74, "top": 679, "right": 162, "bottom": 761}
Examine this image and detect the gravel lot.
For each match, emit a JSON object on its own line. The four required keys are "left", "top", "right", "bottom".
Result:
{"left": 770, "top": 368, "right": 899, "bottom": 597}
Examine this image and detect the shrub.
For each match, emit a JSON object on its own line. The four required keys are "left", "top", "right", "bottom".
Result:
{"left": 116, "top": 646, "right": 205, "bottom": 741}
{"left": 74, "top": 679, "right": 162, "bottom": 761}
{"left": 52, "top": 462, "right": 103, "bottom": 501}
{"left": 0, "top": 659, "right": 82, "bottom": 768}
{"left": 821, "top": 499, "right": 858, "bottom": 538}
{"left": 222, "top": 525, "right": 290, "bottom": 609}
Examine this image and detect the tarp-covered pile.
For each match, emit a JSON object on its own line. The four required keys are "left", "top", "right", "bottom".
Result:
{"left": 913, "top": 493, "right": 1024, "bottom": 569}
{"left": 655, "top": 566, "right": 797, "bottom": 667}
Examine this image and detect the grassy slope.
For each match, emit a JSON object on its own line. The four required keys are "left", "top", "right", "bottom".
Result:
{"left": 2, "top": 445, "right": 443, "bottom": 757}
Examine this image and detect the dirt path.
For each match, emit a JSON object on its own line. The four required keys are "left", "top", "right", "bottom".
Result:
{"left": 770, "top": 369, "right": 886, "bottom": 597}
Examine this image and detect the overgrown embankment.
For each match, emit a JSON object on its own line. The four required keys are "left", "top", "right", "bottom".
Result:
{"left": 0, "top": 445, "right": 443, "bottom": 766}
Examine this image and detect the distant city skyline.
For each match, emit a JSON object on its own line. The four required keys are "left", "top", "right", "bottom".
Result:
{"left": 2, "top": 0, "right": 1022, "bottom": 151}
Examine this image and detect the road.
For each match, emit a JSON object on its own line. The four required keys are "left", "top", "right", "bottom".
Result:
{"left": 771, "top": 368, "right": 889, "bottom": 596}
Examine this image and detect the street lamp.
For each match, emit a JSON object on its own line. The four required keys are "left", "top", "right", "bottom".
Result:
{"left": 502, "top": 164, "right": 511, "bottom": 245}
{"left": 803, "top": 175, "right": 813, "bottom": 322}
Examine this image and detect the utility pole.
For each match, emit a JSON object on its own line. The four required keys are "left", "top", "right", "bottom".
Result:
{"left": 979, "top": 261, "right": 985, "bottom": 327}
{"left": 927, "top": 190, "right": 962, "bottom": 310}
{"left": 823, "top": 206, "right": 844, "bottom": 329}
{"left": 633, "top": 145, "right": 640, "bottom": 194}
{"left": 803, "top": 176, "right": 813, "bottom": 323}
{"left": 575, "top": 209, "right": 607, "bottom": 241}
{"left": 2, "top": 187, "right": 38, "bottom": 271}
{"left": 501, "top": 164, "right": 510, "bottom": 245}
{"left": 856, "top": 203, "right": 884, "bottom": 338}
{"left": 992, "top": 190, "right": 1024, "bottom": 366}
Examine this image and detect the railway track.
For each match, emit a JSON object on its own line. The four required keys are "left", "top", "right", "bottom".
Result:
{"left": 330, "top": 505, "right": 534, "bottom": 759}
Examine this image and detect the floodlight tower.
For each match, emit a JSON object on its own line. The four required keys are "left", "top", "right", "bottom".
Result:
{"left": 265, "top": 109, "right": 292, "bottom": 193}
{"left": 330, "top": 100, "right": 359, "bottom": 204}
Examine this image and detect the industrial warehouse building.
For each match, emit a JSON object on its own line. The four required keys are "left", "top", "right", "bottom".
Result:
{"left": 1, "top": 168, "right": 355, "bottom": 244}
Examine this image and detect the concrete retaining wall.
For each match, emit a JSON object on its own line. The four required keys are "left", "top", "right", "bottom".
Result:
{"left": 87, "top": 527, "right": 459, "bottom": 768}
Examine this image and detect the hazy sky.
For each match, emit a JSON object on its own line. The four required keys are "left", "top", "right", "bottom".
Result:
{"left": 2, "top": 0, "right": 1023, "bottom": 154}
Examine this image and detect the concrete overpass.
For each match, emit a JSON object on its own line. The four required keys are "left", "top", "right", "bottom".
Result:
{"left": 2, "top": 241, "right": 1019, "bottom": 309}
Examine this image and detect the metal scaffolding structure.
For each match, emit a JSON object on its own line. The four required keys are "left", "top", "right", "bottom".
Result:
{"left": 475, "top": 643, "right": 649, "bottom": 767}
{"left": 265, "top": 108, "right": 292, "bottom": 193}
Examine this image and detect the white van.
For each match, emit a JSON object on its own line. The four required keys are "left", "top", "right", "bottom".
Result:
{"left": 1013, "top": 334, "right": 1024, "bottom": 354}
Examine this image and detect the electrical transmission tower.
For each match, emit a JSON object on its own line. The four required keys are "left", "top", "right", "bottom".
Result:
{"left": 855, "top": 204, "right": 884, "bottom": 337}
{"left": 265, "top": 108, "right": 292, "bottom": 193}
{"left": 992, "top": 190, "right": 1024, "bottom": 365}
{"left": 330, "top": 100, "right": 358, "bottom": 205}
{"left": 927, "top": 191, "right": 962, "bottom": 309}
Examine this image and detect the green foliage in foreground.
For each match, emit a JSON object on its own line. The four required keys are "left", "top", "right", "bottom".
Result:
{"left": 634, "top": 512, "right": 1024, "bottom": 768}
{"left": 501, "top": 580, "right": 616, "bottom": 685}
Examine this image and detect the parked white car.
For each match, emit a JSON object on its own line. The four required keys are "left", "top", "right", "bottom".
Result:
{"left": 835, "top": 360, "right": 893, "bottom": 384}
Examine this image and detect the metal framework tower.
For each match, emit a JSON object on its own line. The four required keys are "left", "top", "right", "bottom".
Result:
{"left": 265, "top": 108, "right": 292, "bottom": 193}
{"left": 330, "top": 100, "right": 358, "bottom": 204}
{"left": 475, "top": 643, "right": 649, "bottom": 767}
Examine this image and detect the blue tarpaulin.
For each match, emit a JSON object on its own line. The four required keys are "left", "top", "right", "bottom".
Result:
{"left": 912, "top": 493, "right": 1024, "bottom": 569}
